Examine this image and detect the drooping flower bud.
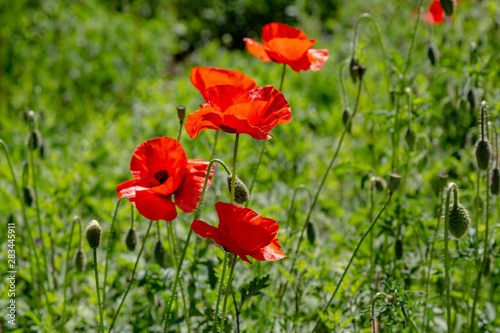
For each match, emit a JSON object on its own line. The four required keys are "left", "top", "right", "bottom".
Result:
{"left": 370, "top": 176, "right": 387, "bottom": 192}
{"left": 476, "top": 140, "right": 492, "bottom": 170}
{"left": 439, "top": 0, "right": 455, "bottom": 16}
{"left": 125, "top": 228, "right": 138, "bottom": 251}
{"left": 405, "top": 127, "right": 416, "bottom": 151}
{"left": 426, "top": 43, "right": 440, "bottom": 66}
{"left": 448, "top": 203, "right": 470, "bottom": 239}
{"left": 27, "top": 129, "right": 42, "bottom": 151}
{"left": 388, "top": 173, "right": 402, "bottom": 194}
{"left": 349, "top": 56, "right": 359, "bottom": 83}
{"left": 342, "top": 108, "right": 352, "bottom": 132}
{"left": 23, "top": 185, "right": 35, "bottom": 207}
{"left": 75, "top": 249, "right": 86, "bottom": 272}
{"left": 176, "top": 105, "right": 186, "bottom": 123}
{"left": 227, "top": 175, "right": 250, "bottom": 204}
{"left": 154, "top": 240, "right": 167, "bottom": 268}
{"left": 356, "top": 65, "right": 367, "bottom": 80}
{"left": 491, "top": 168, "right": 500, "bottom": 195}
{"left": 85, "top": 220, "right": 102, "bottom": 249}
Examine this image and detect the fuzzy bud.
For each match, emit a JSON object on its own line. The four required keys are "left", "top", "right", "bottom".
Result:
{"left": 475, "top": 140, "right": 492, "bottom": 170}
{"left": 176, "top": 105, "right": 186, "bottom": 123}
{"left": 405, "top": 128, "right": 416, "bottom": 151}
{"left": 227, "top": 175, "right": 250, "bottom": 204}
{"left": 439, "top": 173, "right": 449, "bottom": 189}
{"left": 448, "top": 203, "right": 470, "bottom": 239}
{"left": 349, "top": 56, "right": 359, "bottom": 83}
{"left": 85, "top": 220, "right": 102, "bottom": 249}
{"left": 342, "top": 108, "right": 352, "bottom": 132}
{"left": 27, "top": 129, "right": 42, "bottom": 150}
{"left": 125, "top": 228, "right": 138, "bottom": 251}
{"left": 370, "top": 176, "right": 387, "bottom": 192}
{"left": 491, "top": 168, "right": 500, "bottom": 195}
{"left": 23, "top": 185, "right": 35, "bottom": 207}
{"left": 154, "top": 240, "right": 167, "bottom": 268}
{"left": 426, "top": 43, "right": 440, "bottom": 66}
{"left": 75, "top": 250, "right": 86, "bottom": 272}
{"left": 388, "top": 173, "right": 402, "bottom": 194}
{"left": 439, "top": 0, "right": 455, "bottom": 16}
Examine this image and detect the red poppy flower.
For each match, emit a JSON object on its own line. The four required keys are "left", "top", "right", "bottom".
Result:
{"left": 185, "top": 84, "right": 291, "bottom": 140}
{"left": 117, "top": 137, "right": 214, "bottom": 221}
{"left": 243, "top": 22, "right": 329, "bottom": 73}
{"left": 191, "top": 202, "right": 286, "bottom": 264}
{"left": 426, "top": 0, "right": 445, "bottom": 24}
{"left": 190, "top": 66, "right": 258, "bottom": 102}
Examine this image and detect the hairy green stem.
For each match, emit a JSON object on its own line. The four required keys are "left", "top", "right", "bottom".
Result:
{"left": 103, "top": 197, "right": 123, "bottom": 304}
{"left": 94, "top": 248, "right": 104, "bottom": 333}
{"left": 444, "top": 183, "right": 459, "bottom": 333}
{"left": 61, "top": 216, "right": 78, "bottom": 331}
{"left": 313, "top": 193, "right": 393, "bottom": 332}
{"left": 219, "top": 253, "right": 238, "bottom": 333}
{"left": 108, "top": 219, "right": 153, "bottom": 332}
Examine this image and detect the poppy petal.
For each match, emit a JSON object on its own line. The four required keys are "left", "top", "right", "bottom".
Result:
{"left": 287, "top": 48, "right": 329, "bottom": 73}
{"left": 135, "top": 189, "right": 178, "bottom": 221}
{"left": 262, "top": 23, "right": 307, "bottom": 42}
{"left": 265, "top": 37, "right": 315, "bottom": 62}
{"left": 117, "top": 179, "right": 137, "bottom": 202}
{"left": 205, "top": 85, "right": 253, "bottom": 112}
{"left": 129, "top": 137, "right": 187, "bottom": 194}
{"left": 250, "top": 238, "right": 287, "bottom": 262}
{"left": 190, "top": 66, "right": 258, "bottom": 102}
{"left": 247, "top": 85, "right": 292, "bottom": 133}
{"left": 191, "top": 220, "right": 252, "bottom": 264}
{"left": 174, "top": 159, "right": 215, "bottom": 213}
{"left": 221, "top": 111, "right": 269, "bottom": 139}
{"left": 185, "top": 105, "right": 223, "bottom": 139}
{"left": 243, "top": 38, "right": 272, "bottom": 62}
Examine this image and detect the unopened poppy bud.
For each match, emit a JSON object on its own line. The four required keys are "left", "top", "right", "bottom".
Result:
{"left": 75, "top": 249, "right": 86, "bottom": 272}
{"left": 388, "top": 173, "right": 402, "bottom": 194}
{"left": 439, "top": 0, "right": 455, "bottom": 16}
{"left": 491, "top": 168, "right": 500, "bottom": 195}
{"left": 342, "top": 108, "right": 352, "bottom": 132}
{"left": 356, "top": 65, "right": 367, "bottom": 80}
{"left": 370, "top": 176, "right": 387, "bottom": 192}
{"left": 405, "top": 127, "right": 416, "bottom": 151}
{"left": 23, "top": 185, "right": 35, "bottom": 207}
{"left": 176, "top": 105, "right": 186, "bottom": 123}
{"left": 27, "top": 110, "right": 36, "bottom": 130}
{"left": 349, "top": 56, "right": 359, "bottom": 83}
{"left": 467, "top": 89, "right": 476, "bottom": 111}
{"left": 475, "top": 140, "right": 492, "bottom": 170}
{"left": 395, "top": 239, "right": 403, "bottom": 259}
{"left": 85, "top": 220, "right": 102, "bottom": 249}
{"left": 439, "top": 173, "right": 449, "bottom": 189}
{"left": 448, "top": 203, "right": 470, "bottom": 239}
{"left": 27, "top": 129, "right": 42, "bottom": 150}
{"left": 125, "top": 228, "right": 138, "bottom": 251}
{"left": 426, "top": 43, "right": 440, "bottom": 66}
{"left": 227, "top": 175, "right": 250, "bottom": 204}
{"left": 154, "top": 240, "right": 167, "bottom": 268}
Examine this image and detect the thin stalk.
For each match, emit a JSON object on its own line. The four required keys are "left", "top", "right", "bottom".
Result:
{"left": 61, "top": 216, "right": 78, "bottom": 331}
{"left": 163, "top": 159, "right": 229, "bottom": 332}
{"left": 103, "top": 197, "right": 124, "bottom": 304}
{"left": 474, "top": 174, "right": 480, "bottom": 254}
{"left": 0, "top": 140, "right": 49, "bottom": 317}
{"left": 339, "top": 59, "right": 350, "bottom": 108}
{"left": 470, "top": 171, "right": 490, "bottom": 333}
{"left": 94, "top": 248, "right": 104, "bottom": 333}
{"left": 371, "top": 292, "right": 390, "bottom": 333}
{"left": 210, "top": 131, "right": 220, "bottom": 161}
{"left": 212, "top": 252, "right": 228, "bottom": 333}
{"left": 279, "top": 64, "right": 286, "bottom": 91}
{"left": 177, "top": 120, "right": 184, "bottom": 141}
{"left": 443, "top": 183, "right": 459, "bottom": 333}
{"left": 108, "top": 219, "right": 153, "bottom": 332}
{"left": 369, "top": 183, "right": 375, "bottom": 292}
{"left": 313, "top": 193, "right": 393, "bottom": 332}
{"left": 219, "top": 253, "right": 238, "bottom": 333}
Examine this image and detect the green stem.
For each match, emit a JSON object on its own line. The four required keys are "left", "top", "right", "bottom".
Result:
{"left": 163, "top": 158, "right": 226, "bottom": 332}
{"left": 103, "top": 197, "right": 124, "bottom": 304}
{"left": 210, "top": 131, "right": 220, "bottom": 161}
{"left": 313, "top": 193, "right": 393, "bottom": 332}
{"left": 108, "top": 219, "right": 153, "bottom": 332}
{"left": 94, "top": 248, "right": 104, "bottom": 333}
{"left": 61, "top": 216, "right": 78, "bottom": 331}
{"left": 0, "top": 140, "right": 50, "bottom": 317}
{"left": 339, "top": 59, "right": 350, "bottom": 108}
{"left": 371, "top": 292, "right": 390, "bottom": 333}
{"left": 443, "top": 183, "right": 459, "bottom": 333}
{"left": 212, "top": 252, "right": 228, "bottom": 333}
{"left": 470, "top": 170, "right": 490, "bottom": 333}
{"left": 279, "top": 64, "right": 286, "bottom": 91}
{"left": 230, "top": 134, "right": 240, "bottom": 205}
{"left": 369, "top": 183, "right": 375, "bottom": 292}
{"left": 177, "top": 120, "right": 184, "bottom": 142}
{"left": 219, "top": 254, "right": 238, "bottom": 333}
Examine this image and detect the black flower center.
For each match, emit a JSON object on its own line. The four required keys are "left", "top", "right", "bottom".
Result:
{"left": 154, "top": 170, "right": 170, "bottom": 184}
{"left": 220, "top": 125, "right": 237, "bottom": 133}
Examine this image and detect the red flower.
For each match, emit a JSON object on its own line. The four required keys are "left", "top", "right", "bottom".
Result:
{"left": 426, "top": 0, "right": 445, "bottom": 24}
{"left": 117, "top": 137, "right": 214, "bottom": 221}
{"left": 185, "top": 84, "right": 291, "bottom": 140}
{"left": 190, "top": 66, "right": 258, "bottom": 102}
{"left": 191, "top": 202, "right": 286, "bottom": 264}
{"left": 244, "top": 22, "right": 329, "bottom": 73}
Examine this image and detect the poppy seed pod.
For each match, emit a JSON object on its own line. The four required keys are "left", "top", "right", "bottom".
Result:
{"left": 227, "top": 175, "right": 250, "bottom": 204}
{"left": 27, "top": 129, "right": 42, "bottom": 150}
{"left": 370, "top": 176, "right": 387, "bottom": 192}
{"left": 349, "top": 56, "right": 359, "bottom": 83}
{"left": 75, "top": 249, "right": 86, "bottom": 272}
{"left": 85, "top": 220, "right": 102, "bottom": 249}
{"left": 125, "top": 228, "right": 138, "bottom": 251}
{"left": 154, "top": 240, "right": 167, "bottom": 268}
{"left": 388, "top": 173, "right": 402, "bottom": 194}
{"left": 176, "top": 105, "right": 186, "bottom": 123}
{"left": 491, "top": 168, "right": 500, "bottom": 195}
{"left": 23, "top": 185, "right": 35, "bottom": 207}
{"left": 405, "top": 128, "right": 416, "bottom": 151}
{"left": 475, "top": 140, "right": 492, "bottom": 170}
{"left": 448, "top": 203, "right": 470, "bottom": 239}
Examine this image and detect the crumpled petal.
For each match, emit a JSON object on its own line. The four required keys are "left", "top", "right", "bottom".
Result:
{"left": 262, "top": 22, "right": 307, "bottom": 42}
{"left": 250, "top": 238, "right": 287, "bottom": 262}
{"left": 174, "top": 159, "right": 215, "bottom": 213}
{"left": 135, "top": 189, "right": 178, "bottom": 221}
{"left": 243, "top": 38, "right": 272, "bottom": 62}
{"left": 288, "top": 48, "right": 329, "bottom": 72}
{"left": 185, "top": 105, "right": 223, "bottom": 139}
